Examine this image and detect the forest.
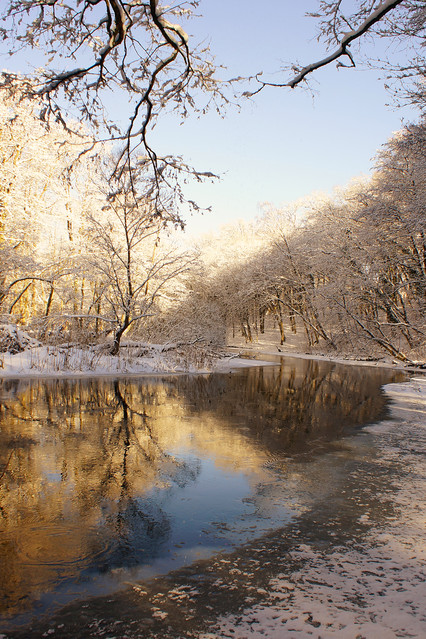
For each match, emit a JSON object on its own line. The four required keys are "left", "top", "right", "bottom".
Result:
{"left": 0, "top": 96, "right": 425, "bottom": 368}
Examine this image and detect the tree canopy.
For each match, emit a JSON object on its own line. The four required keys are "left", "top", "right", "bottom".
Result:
{"left": 1, "top": 1, "right": 424, "bottom": 212}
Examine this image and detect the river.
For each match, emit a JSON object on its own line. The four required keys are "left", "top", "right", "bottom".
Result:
{"left": 0, "top": 356, "right": 406, "bottom": 636}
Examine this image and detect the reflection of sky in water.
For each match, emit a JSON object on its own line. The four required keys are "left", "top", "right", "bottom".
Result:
{"left": 0, "top": 359, "right": 404, "bottom": 628}
{"left": 72, "top": 451, "right": 295, "bottom": 592}
{"left": 136, "top": 452, "right": 294, "bottom": 579}
{"left": 9, "top": 449, "right": 294, "bottom": 627}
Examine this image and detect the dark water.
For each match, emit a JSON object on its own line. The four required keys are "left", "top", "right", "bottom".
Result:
{"left": 0, "top": 357, "right": 403, "bottom": 630}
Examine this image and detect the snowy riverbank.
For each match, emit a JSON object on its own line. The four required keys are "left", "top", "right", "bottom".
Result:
{"left": 0, "top": 339, "right": 420, "bottom": 380}
{"left": 0, "top": 342, "right": 265, "bottom": 378}
{"left": 1, "top": 322, "right": 424, "bottom": 378}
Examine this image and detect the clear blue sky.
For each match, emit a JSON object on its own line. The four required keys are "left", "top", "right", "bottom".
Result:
{"left": 1, "top": 1, "right": 419, "bottom": 237}
{"left": 151, "top": 1, "right": 418, "bottom": 236}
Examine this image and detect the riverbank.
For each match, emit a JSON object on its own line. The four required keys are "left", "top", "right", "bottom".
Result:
{"left": 225, "top": 329, "right": 426, "bottom": 373}
{"left": 1, "top": 319, "right": 425, "bottom": 378}
{"left": 0, "top": 342, "right": 265, "bottom": 378}
{"left": 0, "top": 339, "right": 422, "bottom": 379}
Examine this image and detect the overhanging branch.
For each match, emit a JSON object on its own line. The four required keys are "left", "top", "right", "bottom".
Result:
{"left": 251, "top": 0, "right": 405, "bottom": 94}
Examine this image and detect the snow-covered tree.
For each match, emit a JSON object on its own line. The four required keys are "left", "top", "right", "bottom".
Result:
{"left": 83, "top": 173, "right": 195, "bottom": 353}
{"left": 187, "top": 119, "right": 425, "bottom": 363}
{"left": 0, "top": 93, "right": 90, "bottom": 325}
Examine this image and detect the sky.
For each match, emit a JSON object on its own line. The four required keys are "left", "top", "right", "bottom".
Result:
{"left": 0, "top": 0, "right": 420, "bottom": 238}
{"left": 150, "top": 0, "right": 419, "bottom": 236}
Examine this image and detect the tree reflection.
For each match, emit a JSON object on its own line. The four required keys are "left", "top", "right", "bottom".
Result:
{"left": 169, "top": 358, "right": 404, "bottom": 455}
{"left": 0, "top": 377, "right": 200, "bottom": 619}
{"left": 0, "top": 360, "right": 403, "bottom": 623}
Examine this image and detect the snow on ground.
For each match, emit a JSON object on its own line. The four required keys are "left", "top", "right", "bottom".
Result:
{"left": 0, "top": 342, "right": 411, "bottom": 378}
{"left": 0, "top": 321, "right": 422, "bottom": 378}
{"left": 198, "top": 377, "right": 426, "bottom": 639}
{"left": 0, "top": 344, "right": 172, "bottom": 377}
{"left": 0, "top": 342, "right": 277, "bottom": 378}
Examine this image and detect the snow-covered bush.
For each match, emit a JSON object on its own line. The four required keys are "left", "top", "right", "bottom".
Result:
{"left": 0, "top": 324, "right": 40, "bottom": 354}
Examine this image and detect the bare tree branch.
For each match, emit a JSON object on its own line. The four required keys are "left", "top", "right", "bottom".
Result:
{"left": 250, "top": 0, "right": 407, "bottom": 95}
{"left": 0, "top": 0, "right": 224, "bottom": 220}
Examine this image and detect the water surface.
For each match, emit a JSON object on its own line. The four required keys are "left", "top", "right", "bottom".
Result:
{"left": 0, "top": 357, "right": 403, "bottom": 629}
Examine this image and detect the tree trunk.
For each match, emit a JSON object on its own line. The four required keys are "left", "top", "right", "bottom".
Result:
{"left": 241, "top": 318, "right": 252, "bottom": 343}
{"left": 110, "top": 317, "right": 130, "bottom": 355}
{"left": 259, "top": 308, "right": 265, "bottom": 334}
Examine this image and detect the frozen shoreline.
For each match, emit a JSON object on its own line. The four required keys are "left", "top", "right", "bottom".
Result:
{"left": 0, "top": 340, "right": 422, "bottom": 380}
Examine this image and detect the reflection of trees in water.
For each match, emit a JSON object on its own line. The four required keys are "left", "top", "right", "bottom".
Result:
{"left": 170, "top": 359, "right": 404, "bottom": 454}
{"left": 0, "top": 362, "right": 404, "bottom": 620}
{"left": 96, "top": 381, "right": 200, "bottom": 570}
{"left": 0, "top": 378, "right": 200, "bottom": 618}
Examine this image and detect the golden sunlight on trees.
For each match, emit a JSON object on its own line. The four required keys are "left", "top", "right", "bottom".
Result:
{"left": 0, "top": 95, "right": 193, "bottom": 355}
{"left": 172, "top": 119, "right": 426, "bottom": 365}
{"left": 0, "top": 93, "right": 91, "bottom": 325}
